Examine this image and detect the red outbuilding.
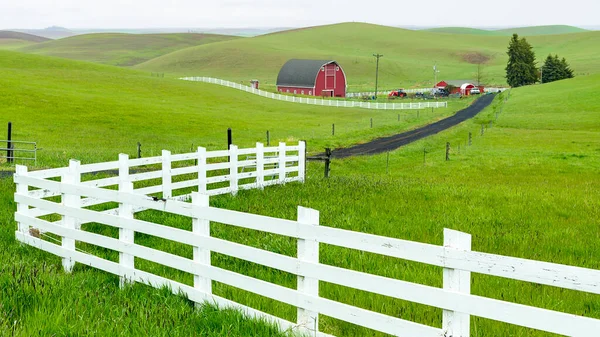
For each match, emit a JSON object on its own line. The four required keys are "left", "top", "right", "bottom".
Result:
{"left": 277, "top": 59, "right": 347, "bottom": 97}
{"left": 435, "top": 80, "right": 485, "bottom": 95}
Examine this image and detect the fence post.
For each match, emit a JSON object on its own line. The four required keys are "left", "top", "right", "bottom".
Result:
{"left": 229, "top": 145, "right": 238, "bottom": 194}
{"left": 278, "top": 142, "right": 286, "bottom": 184}
{"left": 468, "top": 132, "right": 472, "bottom": 146}
{"left": 162, "top": 150, "right": 172, "bottom": 199}
{"left": 192, "top": 192, "right": 212, "bottom": 298}
{"left": 446, "top": 142, "right": 450, "bottom": 161}
{"left": 298, "top": 141, "right": 306, "bottom": 182}
{"left": 324, "top": 148, "right": 331, "bottom": 178}
{"left": 297, "top": 206, "right": 320, "bottom": 334}
{"left": 118, "top": 178, "right": 134, "bottom": 288}
{"left": 61, "top": 159, "right": 81, "bottom": 273}
{"left": 481, "top": 124, "right": 484, "bottom": 136}
{"left": 266, "top": 130, "right": 270, "bottom": 146}
{"left": 197, "top": 147, "right": 207, "bottom": 194}
{"left": 7, "top": 122, "right": 12, "bottom": 163}
{"left": 370, "top": 118, "right": 373, "bottom": 128}
{"left": 15, "top": 165, "right": 29, "bottom": 235}
{"left": 137, "top": 142, "right": 141, "bottom": 159}
{"left": 256, "top": 142, "right": 264, "bottom": 188}
{"left": 332, "top": 123, "right": 335, "bottom": 136}
{"left": 442, "top": 228, "right": 472, "bottom": 337}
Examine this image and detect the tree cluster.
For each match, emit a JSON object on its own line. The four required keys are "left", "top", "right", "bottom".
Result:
{"left": 541, "top": 54, "right": 574, "bottom": 84}
{"left": 505, "top": 34, "right": 538, "bottom": 87}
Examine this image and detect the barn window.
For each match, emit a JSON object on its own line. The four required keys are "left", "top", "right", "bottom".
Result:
{"left": 336, "top": 66, "right": 340, "bottom": 71}
{"left": 286, "top": 89, "right": 290, "bottom": 93}
{"left": 294, "top": 90, "right": 297, "bottom": 94}
{"left": 321, "top": 67, "right": 325, "bottom": 71}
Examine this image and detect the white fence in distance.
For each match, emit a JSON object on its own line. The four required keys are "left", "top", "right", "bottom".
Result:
{"left": 346, "top": 87, "right": 509, "bottom": 98}
{"left": 13, "top": 149, "right": 600, "bottom": 336}
{"left": 180, "top": 77, "right": 448, "bottom": 110}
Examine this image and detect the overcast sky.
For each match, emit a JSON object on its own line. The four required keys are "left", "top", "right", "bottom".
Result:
{"left": 2, "top": 0, "right": 599, "bottom": 29}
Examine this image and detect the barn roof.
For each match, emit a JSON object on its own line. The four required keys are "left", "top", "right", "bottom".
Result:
{"left": 443, "top": 80, "right": 477, "bottom": 87}
{"left": 277, "top": 59, "right": 337, "bottom": 87}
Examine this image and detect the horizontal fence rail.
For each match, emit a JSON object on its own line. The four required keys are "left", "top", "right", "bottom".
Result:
{"left": 24, "top": 141, "right": 305, "bottom": 219}
{"left": 14, "top": 142, "right": 600, "bottom": 337}
{"left": 180, "top": 77, "right": 448, "bottom": 110}
{"left": 1, "top": 140, "right": 37, "bottom": 164}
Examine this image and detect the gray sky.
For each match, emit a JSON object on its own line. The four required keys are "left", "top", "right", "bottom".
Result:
{"left": 2, "top": 0, "right": 599, "bottom": 29}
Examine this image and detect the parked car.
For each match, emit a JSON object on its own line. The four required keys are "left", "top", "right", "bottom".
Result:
{"left": 470, "top": 88, "right": 481, "bottom": 95}
{"left": 432, "top": 88, "right": 450, "bottom": 97}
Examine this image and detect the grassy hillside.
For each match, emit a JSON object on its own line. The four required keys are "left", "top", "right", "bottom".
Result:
{"left": 425, "top": 25, "right": 588, "bottom": 36}
{"left": 0, "top": 31, "right": 49, "bottom": 50}
{"left": 138, "top": 23, "right": 600, "bottom": 90}
{"left": 0, "top": 48, "right": 472, "bottom": 336}
{"left": 422, "top": 27, "right": 495, "bottom": 35}
{"left": 1, "top": 49, "right": 598, "bottom": 336}
{"left": 495, "top": 25, "right": 588, "bottom": 36}
{"left": 21, "top": 33, "right": 240, "bottom": 66}
{"left": 0, "top": 50, "right": 468, "bottom": 168}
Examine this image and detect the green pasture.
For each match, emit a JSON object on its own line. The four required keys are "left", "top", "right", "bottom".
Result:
{"left": 137, "top": 22, "right": 600, "bottom": 90}
{"left": 20, "top": 33, "right": 240, "bottom": 66}
{"left": 0, "top": 50, "right": 471, "bottom": 168}
{"left": 1, "top": 50, "right": 598, "bottom": 336}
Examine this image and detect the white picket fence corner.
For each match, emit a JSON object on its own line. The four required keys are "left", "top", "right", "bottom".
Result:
{"left": 180, "top": 77, "right": 449, "bottom": 111}
{"left": 13, "top": 138, "right": 600, "bottom": 337}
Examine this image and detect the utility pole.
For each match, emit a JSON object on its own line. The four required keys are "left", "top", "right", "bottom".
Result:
{"left": 373, "top": 53, "right": 383, "bottom": 99}
{"left": 434, "top": 63, "right": 440, "bottom": 86}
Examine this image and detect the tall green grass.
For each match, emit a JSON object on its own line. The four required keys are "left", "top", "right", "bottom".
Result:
{"left": 1, "top": 53, "right": 598, "bottom": 336}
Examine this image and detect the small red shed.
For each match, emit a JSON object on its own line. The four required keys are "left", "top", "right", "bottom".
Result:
{"left": 277, "top": 59, "right": 347, "bottom": 97}
{"left": 436, "top": 80, "right": 485, "bottom": 95}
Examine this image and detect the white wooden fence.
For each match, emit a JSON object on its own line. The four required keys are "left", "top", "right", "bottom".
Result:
{"left": 180, "top": 77, "right": 448, "bottom": 110}
{"left": 18, "top": 142, "right": 305, "bottom": 220}
{"left": 346, "top": 87, "right": 508, "bottom": 98}
{"left": 13, "top": 145, "right": 600, "bottom": 336}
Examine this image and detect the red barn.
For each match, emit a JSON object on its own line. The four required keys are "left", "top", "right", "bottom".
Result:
{"left": 277, "top": 59, "right": 347, "bottom": 97}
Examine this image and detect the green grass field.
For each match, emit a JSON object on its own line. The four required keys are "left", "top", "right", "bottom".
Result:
{"left": 21, "top": 33, "right": 240, "bottom": 66}
{"left": 0, "top": 50, "right": 471, "bottom": 168}
{"left": 137, "top": 22, "right": 600, "bottom": 91}
{"left": 1, "top": 46, "right": 599, "bottom": 336}
{"left": 424, "top": 25, "right": 588, "bottom": 36}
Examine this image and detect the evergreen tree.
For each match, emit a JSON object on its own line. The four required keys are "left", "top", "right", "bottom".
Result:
{"left": 505, "top": 34, "right": 538, "bottom": 87}
{"left": 560, "top": 57, "right": 574, "bottom": 79}
{"left": 541, "top": 54, "right": 575, "bottom": 84}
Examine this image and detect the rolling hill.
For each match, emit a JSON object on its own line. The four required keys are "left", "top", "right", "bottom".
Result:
{"left": 137, "top": 22, "right": 600, "bottom": 90}
{"left": 424, "top": 25, "right": 588, "bottom": 36}
{"left": 422, "top": 27, "right": 496, "bottom": 35}
{"left": 0, "top": 49, "right": 467, "bottom": 167}
{"left": 21, "top": 33, "right": 241, "bottom": 66}
{"left": 495, "top": 25, "right": 589, "bottom": 36}
{"left": 0, "top": 31, "right": 50, "bottom": 50}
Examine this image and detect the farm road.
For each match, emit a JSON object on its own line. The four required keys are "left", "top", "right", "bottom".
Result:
{"left": 331, "top": 94, "right": 496, "bottom": 158}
